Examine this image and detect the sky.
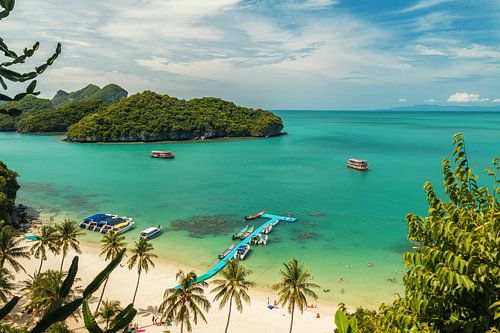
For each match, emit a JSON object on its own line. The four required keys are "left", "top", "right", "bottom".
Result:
{"left": 1, "top": 0, "right": 499, "bottom": 109}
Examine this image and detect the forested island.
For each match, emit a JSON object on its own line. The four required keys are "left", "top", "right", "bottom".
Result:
{"left": 0, "top": 84, "right": 127, "bottom": 132}
{"left": 66, "top": 91, "right": 284, "bottom": 142}
{"left": 1, "top": 85, "right": 283, "bottom": 142}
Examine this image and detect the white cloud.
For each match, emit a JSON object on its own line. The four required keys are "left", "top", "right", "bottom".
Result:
{"left": 413, "top": 11, "right": 455, "bottom": 32}
{"left": 447, "top": 92, "right": 482, "bottom": 103}
{"left": 288, "top": 0, "right": 340, "bottom": 10}
{"left": 424, "top": 98, "right": 438, "bottom": 103}
{"left": 398, "top": 98, "right": 407, "bottom": 102}
{"left": 402, "top": 0, "right": 454, "bottom": 13}
{"left": 494, "top": 99, "right": 500, "bottom": 103}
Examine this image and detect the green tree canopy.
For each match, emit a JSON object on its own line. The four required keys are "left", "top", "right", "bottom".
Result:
{"left": 66, "top": 91, "right": 284, "bottom": 142}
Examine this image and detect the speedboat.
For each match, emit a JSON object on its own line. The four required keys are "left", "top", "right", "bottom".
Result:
{"left": 232, "top": 225, "right": 248, "bottom": 239}
{"left": 139, "top": 226, "right": 162, "bottom": 240}
{"left": 234, "top": 244, "right": 250, "bottom": 260}
{"left": 113, "top": 221, "right": 135, "bottom": 235}
{"left": 245, "top": 211, "right": 265, "bottom": 220}
{"left": 218, "top": 243, "right": 235, "bottom": 259}
{"left": 241, "top": 226, "right": 255, "bottom": 239}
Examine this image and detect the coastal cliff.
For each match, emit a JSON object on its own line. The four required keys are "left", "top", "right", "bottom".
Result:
{"left": 66, "top": 91, "right": 283, "bottom": 142}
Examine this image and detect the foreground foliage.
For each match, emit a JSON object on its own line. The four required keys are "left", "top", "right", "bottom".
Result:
{"left": 0, "top": 249, "right": 137, "bottom": 333}
{"left": 0, "top": 0, "right": 61, "bottom": 114}
{"left": 0, "top": 161, "right": 19, "bottom": 224}
{"left": 66, "top": 91, "right": 284, "bottom": 142}
{"left": 337, "top": 133, "right": 499, "bottom": 332}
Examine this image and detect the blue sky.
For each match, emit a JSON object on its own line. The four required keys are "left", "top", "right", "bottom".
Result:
{"left": 2, "top": 0, "right": 499, "bottom": 109}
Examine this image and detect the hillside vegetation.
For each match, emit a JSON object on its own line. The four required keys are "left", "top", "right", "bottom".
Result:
{"left": 0, "top": 84, "right": 127, "bottom": 132}
{"left": 16, "top": 100, "right": 106, "bottom": 133}
{"left": 66, "top": 91, "right": 283, "bottom": 142}
{"left": 52, "top": 83, "right": 128, "bottom": 107}
{"left": 0, "top": 96, "right": 54, "bottom": 131}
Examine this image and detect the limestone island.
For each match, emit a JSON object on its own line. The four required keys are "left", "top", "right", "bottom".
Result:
{"left": 66, "top": 91, "right": 284, "bottom": 142}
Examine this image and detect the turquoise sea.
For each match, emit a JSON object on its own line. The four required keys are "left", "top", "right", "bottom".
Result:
{"left": 1, "top": 111, "right": 499, "bottom": 308}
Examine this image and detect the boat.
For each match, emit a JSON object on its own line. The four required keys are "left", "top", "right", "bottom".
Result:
{"left": 100, "top": 217, "right": 133, "bottom": 234}
{"left": 218, "top": 243, "right": 235, "bottom": 259}
{"left": 139, "top": 226, "right": 163, "bottom": 240}
{"left": 232, "top": 225, "right": 248, "bottom": 240}
{"left": 245, "top": 211, "right": 265, "bottom": 220}
{"left": 347, "top": 158, "right": 368, "bottom": 171}
{"left": 263, "top": 224, "right": 273, "bottom": 234}
{"left": 241, "top": 225, "right": 255, "bottom": 239}
{"left": 271, "top": 219, "right": 280, "bottom": 227}
{"left": 80, "top": 213, "right": 109, "bottom": 229}
{"left": 113, "top": 221, "right": 135, "bottom": 235}
{"left": 234, "top": 244, "right": 251, "bottom": 260}
{"left": 151, "top": 151, "right": 175, "bottom": 159}
{"left": 251, "top": 233, "right": 269, "bottom": 245}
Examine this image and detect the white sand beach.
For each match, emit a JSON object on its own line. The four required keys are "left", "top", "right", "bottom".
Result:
{"left": 10, "top": 240, "right": 336, "bottom": 333}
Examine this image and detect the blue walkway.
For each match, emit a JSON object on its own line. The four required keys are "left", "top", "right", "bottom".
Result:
{"left": 175, "top": 213, "right": 297, "bottom": 288}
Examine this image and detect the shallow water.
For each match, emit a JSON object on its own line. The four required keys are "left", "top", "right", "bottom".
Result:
{"left": 1, "top": 110, "right": 499, "bottom": 308}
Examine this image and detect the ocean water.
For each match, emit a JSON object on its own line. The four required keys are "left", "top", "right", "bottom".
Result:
{"left": 1, "top": 110, "right": 499, "bottom": 308}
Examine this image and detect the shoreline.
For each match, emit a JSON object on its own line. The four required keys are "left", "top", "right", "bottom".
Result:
{"left": 2, "top": 130, "right": 288, "bottom": 144}
{"left": 10, "top": 239, "right": 337, "bottom": 332}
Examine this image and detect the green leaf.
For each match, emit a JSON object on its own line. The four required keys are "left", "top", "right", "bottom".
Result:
{"left": 82, "top": 300, "right": 104, "bottom": 333}
{"left": 60, "top": 256, "right": 79, "bottom": 299}
{"left": 108, "top": 303, "right": 137, "bottom": 332}
{"left": 335, "top": 309, "right": 350, "bottom": 333}
{"left": 0, "top": 296, "right": 19, "bottom": 320}
{"left": 31, "top": 298, "right": 83, "bottom": 333}
{"left": 26, "top": 79, "right": 37, "bottom": 93}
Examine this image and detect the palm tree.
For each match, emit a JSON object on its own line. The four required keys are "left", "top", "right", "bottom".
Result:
{"left": 55, "top": 219, "right": 82, "bottom": 273}
{"left": 272, "top": 259, "right": 320, "bottom": 333}
{"left": 159, "top": 270, "right": 211, "bottom": 333}
{"left": 97, "top": 299, "right": 123, "bottom": 330}
{"left": 21, "top": 269, "right": 79, "bottom": 317}
{"left": 95, "top": 233, "right": 127, "bottom": 314}
{"left": 0, "top": 266, "right": 14, "bottom": 303}
{"left": 127, "top": 239, "right": 157, "bottom": 304}
{"left": 211, "top": 259, "right": 255, "bottom": 333}
{"left": 30, "top": 224, "right": 60, "bottom": 274}
{"left": 0, "top": 224, "right": 29, "bottom": 272}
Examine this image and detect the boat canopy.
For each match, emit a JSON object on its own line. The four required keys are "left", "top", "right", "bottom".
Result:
{"left": 348, "top": 158, "right": 367, "bottom": 163}
{"left": 141, "top": 227, "right": 158, "bottom": 234}
{"left": 84, "top": 213, "right": 106, "bottom": 222}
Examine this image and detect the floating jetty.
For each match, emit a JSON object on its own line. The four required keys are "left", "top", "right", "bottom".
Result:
{"left": 174, "top": 213, "right": 297, "bottom": 288}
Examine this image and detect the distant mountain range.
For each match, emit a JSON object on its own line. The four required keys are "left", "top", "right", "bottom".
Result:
{"left": 382, "top": 104, "right": 500, "bottom": 112}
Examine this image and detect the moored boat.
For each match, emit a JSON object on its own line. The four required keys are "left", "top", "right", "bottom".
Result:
{"left": 234, "top": 244, "right": 251, "bottom": 260}
{"left": 218, "top": 243, "right": 235, "bottom": 259}
{"left": 241, "top": 225, "right": 255, "bottom": 239}
{"left": 245, "top": 211, "right": 265, "bottom": 220}
{"left": 139, "top": 226, "right": 162, "bottom": 240}
{"left": 113, "top": 221, "right": 135, "bottom": 235}
{"left": 151, "top": 151, "right": 175, "bottom": 159}
{"left": 347, "top": 158, "right": 368, "bottom": 171}
{"left": 232, "top": 225, "right": 248, "bottom": 239}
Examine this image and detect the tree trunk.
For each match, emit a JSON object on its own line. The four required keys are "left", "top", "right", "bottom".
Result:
{"left": 289, "top": 301, "right": 295, "bottom": 333}
{"left": 37, "top": 255, "right": 44, "bottom": 275}
{"left": 225, "top": 296, "right": 233, "bottom": 333}
{"left": 132, "top": 269, "right": 142, "bottom": 304}
{"left": 59, "top": 251, "right": 66, "bottom": 273}
{"left": 94, "top": 276, "right": 110, "bottom": 315}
